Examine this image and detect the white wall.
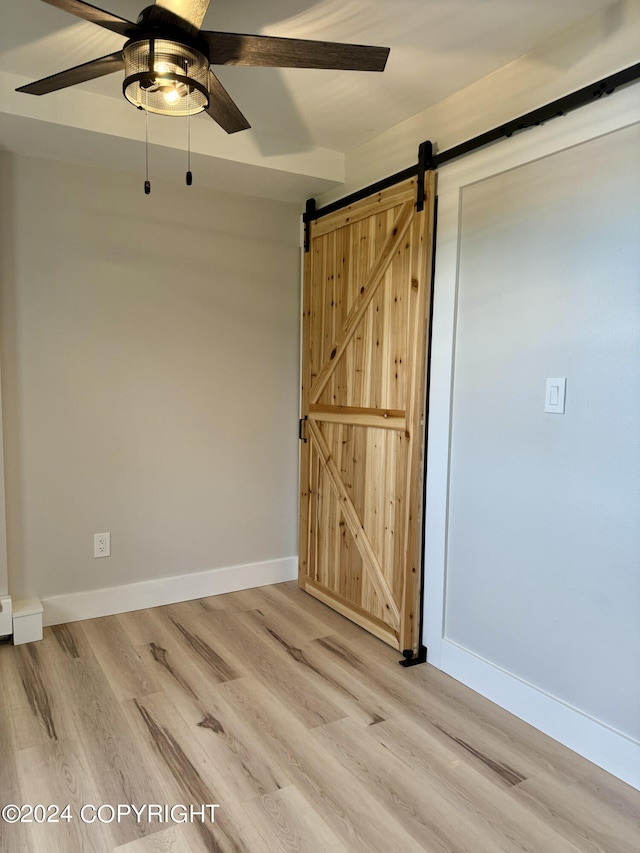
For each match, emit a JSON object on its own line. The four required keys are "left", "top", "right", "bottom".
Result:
{"left": 0, "top": 158, "right": 12, "bottom": 600}
{"left": 0, "top": 362, "right": 7, "bottom": 597}
{"left": 444, "top": 122, "right": 640, "bottom": 745}
{"left": 0, "top": 153, "right": 301, "bottom": 610}
{"left": 425, "top": 86, "right": 640, "bottom": 789}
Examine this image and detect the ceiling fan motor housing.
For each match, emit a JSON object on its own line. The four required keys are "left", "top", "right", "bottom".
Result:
{"left": 123, "top": 35, "right": 210, "bottom": 116}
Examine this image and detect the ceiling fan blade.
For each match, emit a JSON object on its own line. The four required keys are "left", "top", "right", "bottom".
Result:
{"left": 16, "top": 51, "right": 124, "bottom": 95}
{"left": 153, "top": 0, "right": 211, "bottom": 30}
{"left": 201, "top": 32, "right": 390, "bottom": 72}
{"left": 40, "top": 0, "right": 140, "bottom": 37}
{"left": 205, "top": 70, "right": 251, "bottom": 134}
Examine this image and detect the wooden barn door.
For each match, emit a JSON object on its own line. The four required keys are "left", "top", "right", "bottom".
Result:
{"left": 299, "top": 174, "right": 435, "bottom": 657}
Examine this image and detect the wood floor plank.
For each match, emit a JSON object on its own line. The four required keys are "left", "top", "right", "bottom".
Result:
{"left": 366, "top": 716, "right": 587, "bottom": 853}
{"left": 242, "top": 785, "right": 351, "bottom": 853}
{"left": 200, "top": 587, "right": 279, "bottom": 613}
{"left": 0, "top": 818, "right": 35, "bottom": 853}
{"left": 270, "top": 581, "right": 379, "bottom": 645}
{"left": 129, "top": 623, "right": 225, "bottom": 705}
{"left": 14, "top": 738, "right": 111, "bottom": 853}
{"left": 314, "top": 716, "right": 582, "bottom": 853}
{"left": 113, "top": 825, "right": 210, "bottom": 852}
{"left": 123, "top": 690, "right": 267, "bottom": 853}
{"left": 508, "top": 772, "right": 640, "bottom": 853}
{"left": 233, "top": 607, "right": 394, "bottom": 727}
{"left": 240, "top": 597, "right": 331, "bottom": 653}
{"left": 306, "top": 632, "right": 536, "bottom": 791}
{"left": 573, "top": 771, "right": 640, "bottom": 823}
{"left": 115, "top": 607, "right": 174, "bottom": 649}
{"left": 243, "top": 583, "right": 342, "bottom": 646}
{"left": 0, "top": 650, "right": 21, "bottom": 799}
{"left": 81, "top": 616, "right": 162, "bottom": 702}
{"left": 218, "top": 677, "right": 432, "bottom": 853}
{"left": 0, "top": 678, "right": 34, "bottom": 853}
{"left": 308, "top": 631, "right": 580, "bottom": 787}
{"left": 0, "top": 581, "right": 638, "bottom": 853}
{"left": 409, "top": 658, "right": 603, "bottom": 782}
{"left": 159, "top": 603, "right": 247, "bottom": 685}
{"left": 39, "top": 621, "right": 176, "bottom": 847}
{"left": 120, "top": 603, "right": 249, "bottom": 698}
{"left": 194, "top": 609, "right": 349, "bottom": 729}
{"left": 154, "top": 675, "right": 292, "bottom": 802}
{"left": 125, "top": 623, "right": 292, "bottom": 806}
{"left": 0, "top": 632, "right": 76, "bottom": 749}
{"left": 143, "top": 622, "right": 241, "bottom": 703}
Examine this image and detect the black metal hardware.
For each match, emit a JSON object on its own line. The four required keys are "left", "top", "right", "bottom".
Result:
{"left": 399, "top": 645, "right": 427, "bottom": 667}
{"left": 303, "top": 198, "right": 317, "bottom": 253}
{"left": 416, "top": 140, "right": 433, "bottom": 211}
{"left": 431, "top": 62, "right": 640, "bottom": 169}
{"left": 299, "top": 415, "right": 308, "bottom": 443}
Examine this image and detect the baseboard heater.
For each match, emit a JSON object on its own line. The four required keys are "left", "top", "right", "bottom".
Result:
{"left": 0, "top": 595, "right": 44, "bottom": 645}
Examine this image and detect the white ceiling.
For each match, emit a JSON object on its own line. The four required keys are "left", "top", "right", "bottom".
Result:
{"left": 0, "top": 0, "right": 617, "bottom": 200}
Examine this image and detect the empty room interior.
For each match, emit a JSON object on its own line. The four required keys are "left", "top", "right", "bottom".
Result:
{"left": 0, "top": 1, "right": 639, "bottom": 851}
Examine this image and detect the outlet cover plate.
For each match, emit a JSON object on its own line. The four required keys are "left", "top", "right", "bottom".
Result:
{"left": 94, "top": 532, "right": 111, "bottom": 558}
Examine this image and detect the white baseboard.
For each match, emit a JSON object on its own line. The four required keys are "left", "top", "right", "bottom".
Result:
{"left": 41, "top": 557, "right": 298, "bottom": 627}
{"left": 439, "top": 639, "right": 640, "bottom": 791}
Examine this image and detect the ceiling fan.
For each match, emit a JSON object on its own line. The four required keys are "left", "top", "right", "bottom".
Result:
{"left": 16, "top": 0, "right": 390, "bottom": 134}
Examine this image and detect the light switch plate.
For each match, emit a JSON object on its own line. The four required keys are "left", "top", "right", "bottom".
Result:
{"left": 545, "top": 378, "right": 567, "bottom": 414}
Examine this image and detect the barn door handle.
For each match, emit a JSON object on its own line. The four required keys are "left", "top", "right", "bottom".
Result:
{"left": 299, "top": 416, "right": 308, "bottom": 443}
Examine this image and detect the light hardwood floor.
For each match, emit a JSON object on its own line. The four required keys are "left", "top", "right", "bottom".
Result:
{"left": 0, "top": 581, "right": 638, "bottom": 852}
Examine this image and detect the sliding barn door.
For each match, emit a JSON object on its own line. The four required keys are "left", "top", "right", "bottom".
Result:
{"left": 299, "top": 174, "right": 435, "bottom": 656}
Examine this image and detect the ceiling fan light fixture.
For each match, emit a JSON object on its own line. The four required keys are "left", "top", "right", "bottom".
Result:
{"left": 123, "top": 38, "right": 209, "bottom": 116}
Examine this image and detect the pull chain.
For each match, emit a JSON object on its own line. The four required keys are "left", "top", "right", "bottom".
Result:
{"left": 186, "top": 110, "right": 192, "bottom": 186}
{"left": 144, "top": 87, "right": 151, "bottom": 194}
{"left": 186, "top": 60, "right": 193, "bottom": 186}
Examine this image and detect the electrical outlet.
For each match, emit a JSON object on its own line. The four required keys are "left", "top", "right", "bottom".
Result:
{"left": 94, "top": 532, "right": 110, "bottom": 558}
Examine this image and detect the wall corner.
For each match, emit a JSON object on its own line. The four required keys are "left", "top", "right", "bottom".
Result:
{"left": 0, "top": 594, "right": 12, "bottom": 638}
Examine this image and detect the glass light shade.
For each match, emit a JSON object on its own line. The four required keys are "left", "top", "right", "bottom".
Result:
{"left": 123, "top": 38, "right": 209, "bottom": 116}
